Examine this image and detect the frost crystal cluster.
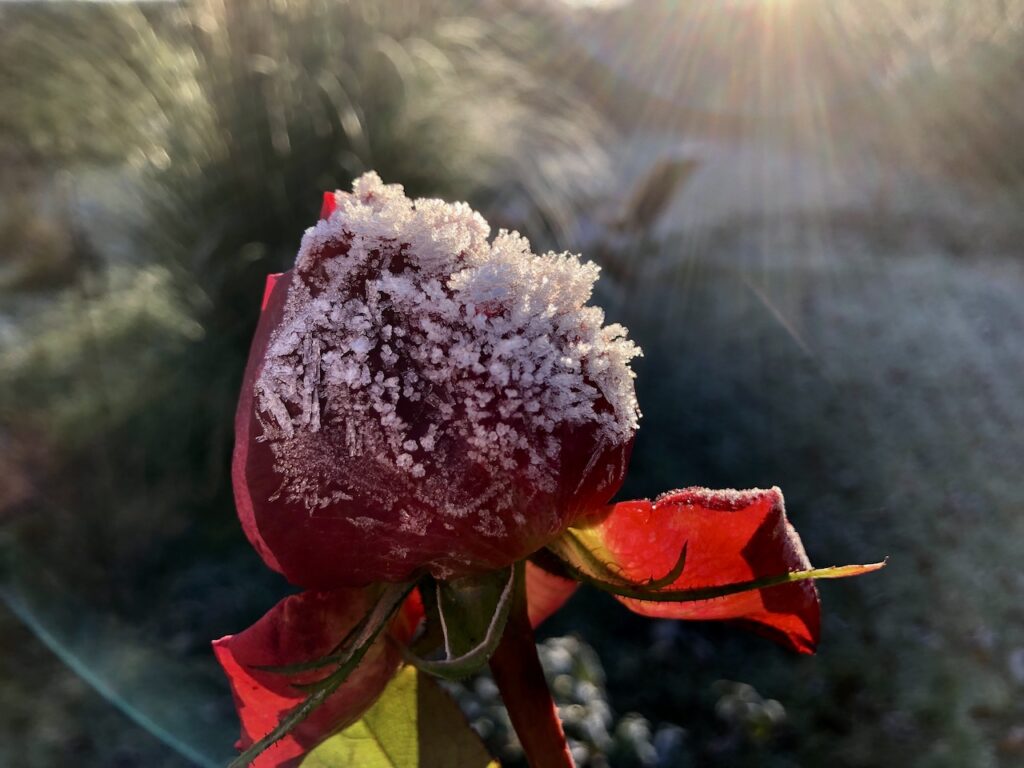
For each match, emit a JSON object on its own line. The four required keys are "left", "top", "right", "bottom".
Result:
{"left": 255, "top": 173, "right": 640, "bottom": 527}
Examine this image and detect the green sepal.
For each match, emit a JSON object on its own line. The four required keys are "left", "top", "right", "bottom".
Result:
{"left": 555, "top": 557, "right": 888, "bottom": 603}
{"left": 404, "top": 563, "right": 517, "bottom": 681}
{"left": 545, "top": 528, "right": 688, "bottom": 590}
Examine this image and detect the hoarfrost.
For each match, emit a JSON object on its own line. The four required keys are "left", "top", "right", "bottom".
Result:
{"left": 255, "top": 172, "right": 641, "bottom": 533}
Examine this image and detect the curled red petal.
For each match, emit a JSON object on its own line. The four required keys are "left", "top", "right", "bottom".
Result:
{"left": 525, "top": 561, "right": 578, "bottom": 628}
{"left": 212, "top": 588, "right": 422, "bottom": 767}
{"left": 572, "top": 487, "right": 821, "bottom": 653}
{"left": 320, "top": 191, "right": 337, "bottom": 221}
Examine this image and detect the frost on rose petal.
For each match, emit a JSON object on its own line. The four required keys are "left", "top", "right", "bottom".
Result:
{"left": 252, "top": 173, "right": 640, "bottom": 547}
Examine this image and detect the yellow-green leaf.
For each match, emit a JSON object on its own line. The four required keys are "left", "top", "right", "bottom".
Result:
{"left": 299, "top": 666, "right": 499, "bottom": 768}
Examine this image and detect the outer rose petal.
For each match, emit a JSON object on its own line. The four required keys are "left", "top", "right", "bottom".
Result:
{"left": 525, "top": 561, "right": 578, "bottom": 628}
{"left": 232, "top": 272, "right": 295, "bottom": 576}
{"left": 212, "top": 588, "right": 422, "bottom": 768}
{"left": 563, "top": 487, "right": 821, "bottom": 653}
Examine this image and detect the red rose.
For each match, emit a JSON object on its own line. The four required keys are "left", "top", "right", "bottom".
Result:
{"left": 234, "top": 173, "right": 640, "bottom": 588}
{"left": 216, "top": 175, "right": 883, "bottom": 768}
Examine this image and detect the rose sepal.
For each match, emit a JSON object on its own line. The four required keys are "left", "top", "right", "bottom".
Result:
{"left": 402, "top": 564, "right": 518, "bottom": 681}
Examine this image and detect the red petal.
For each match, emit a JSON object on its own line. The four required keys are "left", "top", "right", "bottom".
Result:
{"left": 212, "top": 588, "right": 422, "bottom": 767}
{"left": 572, "top": 487, "right": 820, "bottom": 653}
{"left": 525, "top": 561, "right": 578, "bottom": 628}
{"left": 234, "top": 272, "right": 294, "bottom": 575}
{"left": 261, "top": 273, "right": 285, "bottom": 311}
{"left": 320, "top": 191, "right": 337, "bottom": 221}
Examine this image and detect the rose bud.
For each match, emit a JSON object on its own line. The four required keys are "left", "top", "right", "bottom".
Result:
{"left": 234, "top": 172, "right": 641, "bottom": 589}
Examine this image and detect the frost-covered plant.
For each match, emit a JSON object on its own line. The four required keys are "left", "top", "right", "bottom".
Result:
{"left": 215, "top": 175, "right": 882, "bottom": 767}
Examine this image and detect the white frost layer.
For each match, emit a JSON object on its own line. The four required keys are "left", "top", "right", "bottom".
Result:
{"left": 255, "top": 172, "right": 641, "bottom": 515}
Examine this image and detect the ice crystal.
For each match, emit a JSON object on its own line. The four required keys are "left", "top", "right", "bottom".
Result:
{"left": 255, "top": 172, "right": 641, "bottom": 522}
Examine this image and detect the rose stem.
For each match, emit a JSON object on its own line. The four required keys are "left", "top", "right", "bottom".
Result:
{"left": 489, "top": 565, "right": 575, "bottom": 768}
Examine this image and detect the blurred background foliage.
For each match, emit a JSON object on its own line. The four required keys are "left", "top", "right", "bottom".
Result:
{"left": 1, "top": 1, "right": 1023, "bottom": 767}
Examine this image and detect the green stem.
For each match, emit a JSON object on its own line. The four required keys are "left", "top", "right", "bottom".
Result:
{"left": 489, "top": 563, "right": 574, "bottom": 768}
